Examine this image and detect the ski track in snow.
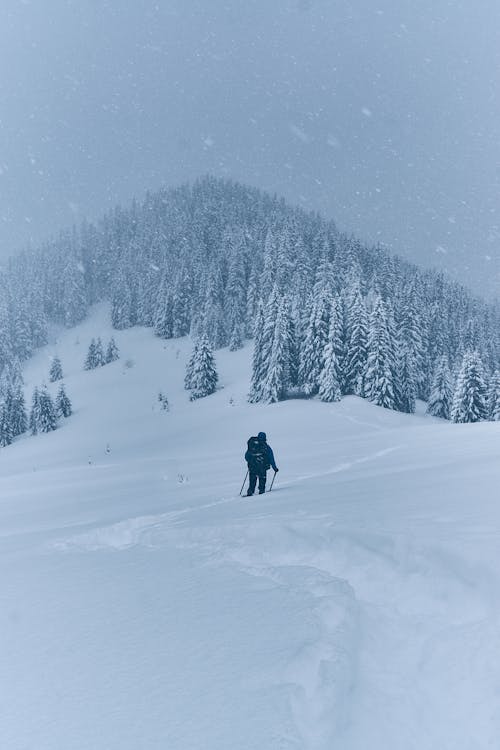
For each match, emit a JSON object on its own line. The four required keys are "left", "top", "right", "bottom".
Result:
{"left": 52, "top": 441, "right": 500, "bottom": 749}
{"left": 4, "top": 309, "right": 499, "bottom": 749}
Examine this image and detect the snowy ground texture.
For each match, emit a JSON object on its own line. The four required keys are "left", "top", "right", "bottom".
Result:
{"left": 2, "top": 304, "right": 500, "bottom": 750}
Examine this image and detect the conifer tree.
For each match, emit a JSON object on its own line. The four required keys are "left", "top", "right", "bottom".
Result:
{"left": 9, "top": 385, "right": 28, "bottom": 437}
{"left": 95, "top": 337, "right": 105, "bottom": 367}
{"left": 248, "top": 301, "right": 267, "bottom": 403}
{"left": 0, "top": 358, "right": 24, "bottom": 396}
{"left": 61, "top": 254, "right": 88, "bottom": 328}
{"left": 397, "top": 345, "right": 417, "bottom": 414}
{"left": 260, "top": 296, "right": 292, "bottom": 403}
{"left": 36, "top": 386, "right": 58, "bottom": 433}
{"left": 299, "top": 292, "right": 330, "bottom": 396}
{"left": 56, "top": 382, "right": 72, "bottom": 418}
{"left": 153, "top": 279, "right": 173, "bottom": 339}
{"left": 105, "top": 337, "right": 120, "bottom": 363}
{"left": 228, "top": 322, "right": 245, "bottom": 352}
{"left": 319, "top": 340, "right": 342, "bottom": 403}
{"left": 488, "top": 369, "right": 500, "bottom": 421}
{"left": 451, "top": 351, "right": 488, "bottom": 423}
{"left": 245, "top": 265, "right": 260, "bottom": 338}
{"left": 344, "top": 287, "right": 368, "bottom": 396}
{"left": 398, "top": 281, "right": 427, "bottom": 398}
{"left": 364, "top": 296, "right": 397, "bottom": 410}
{"left": 49, "top": 356, "right": 63, "bottom": 382}
{"left": 224, "top": 230, "right": 247, "bottom": 350}
{"left": 203, "top": 264, "right": 226, "bottom": 349}
{"left": 29, "top": 388, "right": 41, "bottom": 435}
{"left": 427, "top": 356, "right": 453, "bottom": 420}
{"left": 111, "top": 274, "right": 134, "bottom": 330}
{"left": 185, "top": 337, "right": 218, "bottom": 400}
{"left": 84, "top": 339, "right": 98, "bottom": 370}
{"left": 319, "top": 298, "right": 343, "bottom": 402}
{"left": 11, "top": 298, "right": 33, "bottom": 361}
{"left": 171, "top": 260, "right": 193, "bottom": 338}
{"left": 0, "top": 401, "right": 12, "bottom": 447}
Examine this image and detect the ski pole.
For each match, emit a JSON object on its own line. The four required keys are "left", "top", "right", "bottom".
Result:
{"left": 239, "top": 469, "right": 249, "bottom": 496}
{"left": 269, "top": 470, "right": 277, "bottom": 492}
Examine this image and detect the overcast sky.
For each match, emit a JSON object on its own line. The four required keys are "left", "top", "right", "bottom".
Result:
{"left": 1, "top": 0, "right": 499, "bottom": 297}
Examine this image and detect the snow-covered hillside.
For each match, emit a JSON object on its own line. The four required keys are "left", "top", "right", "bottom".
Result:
{"left": 2, "top": 305, "right": 500, "bottom": 750}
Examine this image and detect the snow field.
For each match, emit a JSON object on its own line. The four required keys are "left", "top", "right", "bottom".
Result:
{"left": 1, "top": 304, "right": 500, "bottom": 749}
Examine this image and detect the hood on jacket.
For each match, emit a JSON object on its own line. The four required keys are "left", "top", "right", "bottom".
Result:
{"left": 257, "top": 431, "right": 267, "bottom": 441}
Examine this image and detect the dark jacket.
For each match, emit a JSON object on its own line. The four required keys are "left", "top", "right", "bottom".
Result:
{"left": 245, "top": 432, "right": 278, "bottom": 473}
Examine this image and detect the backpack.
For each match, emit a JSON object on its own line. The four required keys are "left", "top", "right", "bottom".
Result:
{"left": 247, "top": 436, "right": 267, "bottom": 473}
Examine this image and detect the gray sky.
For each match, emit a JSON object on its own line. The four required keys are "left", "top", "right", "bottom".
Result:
{"left": 1, "top": 0, "right": 499, "bottom": 297}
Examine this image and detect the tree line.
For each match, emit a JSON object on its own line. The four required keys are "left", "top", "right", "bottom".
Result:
{"left": 0, "top": 176, "right": 497, "bottom": 427}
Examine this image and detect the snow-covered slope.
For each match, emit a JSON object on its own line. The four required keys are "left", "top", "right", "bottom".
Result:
{"left": 2, "top": 304, "right": 500, "bottom": 750}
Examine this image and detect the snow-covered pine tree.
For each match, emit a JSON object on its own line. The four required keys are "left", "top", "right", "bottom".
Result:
{"left": 56, "top": 382, "right": 72, "bottom": 418}
{"left": 111, "top": 271, "right": 134, "bottom": 330}
{"left": 249, "top": 285, "right": 282, "bottom": 403}
{"left": 245, "top": 264, "right": 260, "bottom": 338}
{"left": 61, "top": 253, "right": 88, "bottom": 328}
{"left": 203, "top": 264, "right": 227, "bottom": 349}
{"left": 260, "top": 296, "right": 292, "bottom": 403}
{"left": 450, "top": 351, "right": 489, "bottom": 423}
{"left": 398, "top": 281, "right": 427, "bottom": 399}
{"left": 37, "top": 386, "right": 58, "bottom": 433}
{"left": 0, "top": 297, "right": 13, "bottom": 369}
{"left": 0, "top": 400, "right": 12, "bottom": 447}
{"left": 396, "top": 344, "right": 417, "bottom": 414}
{"left": 9, "top": 385, "right": 28, "bottom": 437}
{"left": 0, "top": 358, "right": 24, "bottom": 397}
{"left": 84, "top": 339, "right": 98, "bottom": 370}
{"left": 136, "top": 267, "right": 160, "bottom": 328}
{"left": 427, "top": 355, "right": 453, "bottom": 419}
{"left": 49, "top": 356, "right": 63, "bottom": 382}
{"left": 344, "top": 285, "right": 368, "bottom": 397}
{"left": 487, "top": 369, "right": 500, "bottom": 421}
{"left": 261, "top": 227, "right": 278, "bottom": 302}
{"left": 29, "top": 387, "right": 41, "bottom": 435}
{"left": 224, "top": 228, "right": 247, "bottom": 351}
{"left": 186, "top": 337, "right": 218, "bottom": 400}
{"left": 171, "top": 259, "right": 193, "bottom": 338}
{"left": 319, "top": 296, "right": 344, "bottom": 402}
{"left": 248, "top": 301, "right": 267, "bottom": 403}
{"left": 364, "top": 296, "right": 397, "bottom": 410}
{"left": 105, "top": 337, "right": 120, "bottom": 363}
{"left": 299, "top": 291, "right": 330, "bottom": 396}
{"left": 0, "top": 176, "right": 496, "bottom": 420}
{"left": 11, "top": 297, "right": 33, "bottom": 362}
{"left": 95, "top": 337, "right": 105, "bottom": 367}
{"left": 153, "top": 277, "right": 173, "bottom": 339}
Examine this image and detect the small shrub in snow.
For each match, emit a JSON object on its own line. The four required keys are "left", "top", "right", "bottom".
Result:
{"left": 158, "top": 392, "right": 170, "bottom": 411}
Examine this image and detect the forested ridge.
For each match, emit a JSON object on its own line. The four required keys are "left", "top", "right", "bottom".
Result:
{"left": 1, "top": 176, "right": 499, "bottom": 425}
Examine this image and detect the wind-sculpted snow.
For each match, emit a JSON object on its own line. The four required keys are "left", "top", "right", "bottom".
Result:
{"left": 1, "top": 306, "right": 500, "bottom": 749}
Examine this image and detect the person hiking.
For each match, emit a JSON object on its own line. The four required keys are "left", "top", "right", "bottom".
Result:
{"left": 244, "top": 431, "right": 278, "bottom": 495}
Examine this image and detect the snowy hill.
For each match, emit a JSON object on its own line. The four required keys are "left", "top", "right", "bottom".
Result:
{"left": 2, "top": 305, "right": 500, "bottom": 749}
